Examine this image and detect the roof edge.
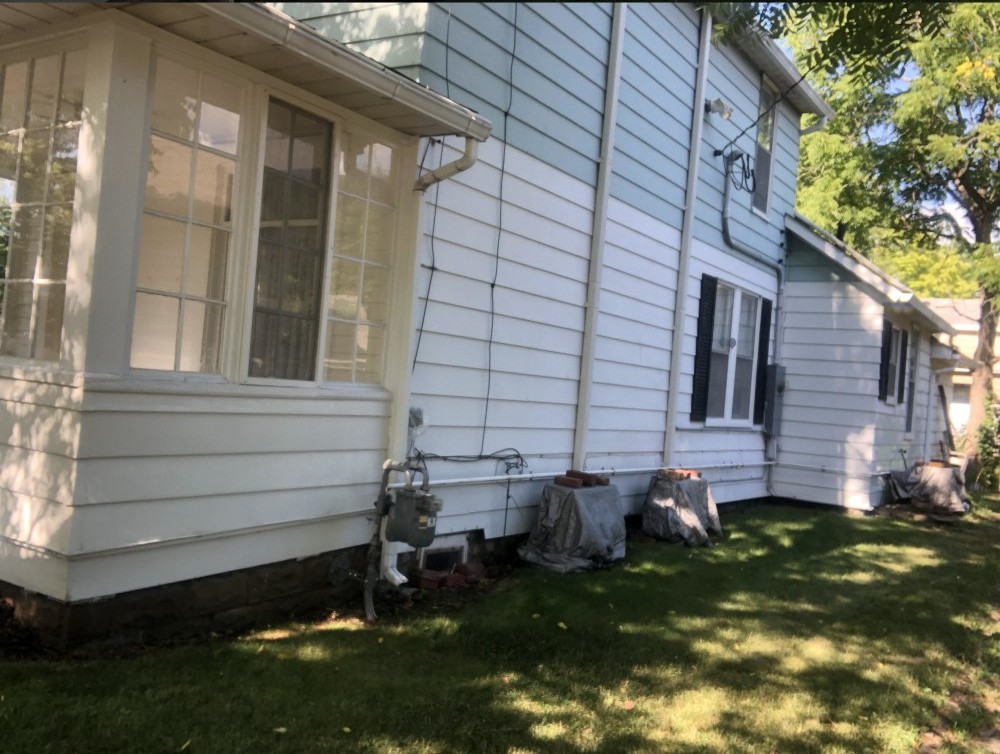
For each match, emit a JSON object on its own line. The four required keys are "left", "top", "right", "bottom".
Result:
{"left": 785, "top": 214, "right": 955, "bottom": 336}
{"left": 733, "top": 30, "right": 834, "bottom": 120}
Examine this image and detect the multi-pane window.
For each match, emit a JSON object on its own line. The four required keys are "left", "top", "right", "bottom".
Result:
{"left": 249, "top": 99, "right": 331, "bottom": 381}
{"left": 325, "top": 130, "right": 398, "bottom": 383}
{"left": 130, "top": 58, "right": 243, "bottom": 372}
{"left": 752, "top": 78, "right": 777, "bottom": 214}
{"left": 707, "top": 283, "right": 760, "bottom": 420}
{"left": 0, "top": 50, "right": 85, "bottom": 361}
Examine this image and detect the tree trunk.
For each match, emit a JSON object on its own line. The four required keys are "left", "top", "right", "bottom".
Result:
{"left": 964, "top": 287, "right": 996, "bottom": 460}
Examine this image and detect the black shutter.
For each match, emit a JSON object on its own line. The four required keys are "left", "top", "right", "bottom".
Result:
{"left": 896, "top": 330, "right": 908, "bottom": 403}
{"left": 753, "top": 297, "right": 772, "bottom": 425}
{"left": 878, "top": 317, "right": 891, "bottom": 401}
{"left": 690, "top": 275, "right": 717, "bottom": 422}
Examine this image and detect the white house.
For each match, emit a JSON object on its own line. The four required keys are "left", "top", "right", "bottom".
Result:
{"left": 0, "top": 2, "right": 956, "bottom": 643}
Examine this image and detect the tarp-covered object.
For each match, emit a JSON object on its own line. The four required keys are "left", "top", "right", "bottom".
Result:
{"left": 887, "top": 462, "right": 970, "bottom": 516}
{"left": 518, "top": 484, "right": 626, "bottom": 573}
{"left": 642, "top": 476, "right": 722, "bottom": 546}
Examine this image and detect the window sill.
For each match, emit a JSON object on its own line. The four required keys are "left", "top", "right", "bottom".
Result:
{"left": 83, "top": 374, "right": 392, "bottom": 402}
{"left": 0, "top": 359, "right": 83, "bottom": 388}
{"left": 701, "top": 419, "right": 762, "bottom": 432}
{"left": 750, "top": 206, "right": 769, "bottom": 221}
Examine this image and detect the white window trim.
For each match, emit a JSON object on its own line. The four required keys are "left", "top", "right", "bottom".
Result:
{"left": 885, "top": 324, "right": 904, "bottom": 407}
{"left": 117, "top": 39, "right": 413, "bottom": 390}
{"left": 752, "top": 76, "right": 777, "bottom": 216}
{"left": 705, "top": 282, "right": 762, "bottom": 427}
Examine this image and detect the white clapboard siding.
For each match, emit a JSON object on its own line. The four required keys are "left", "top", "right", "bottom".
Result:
{"left": 0, "top": 371, "right": 84, "bottom": 597}
{"left": 410, "top": 140, "right": 593, "bottom": 487}
{"left": 772, "top": 277, "right": 883, "bottom": 508}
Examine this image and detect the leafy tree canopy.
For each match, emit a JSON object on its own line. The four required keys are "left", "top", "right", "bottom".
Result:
{"left": 702, "top": 2, "right": 952, "bottom": 81}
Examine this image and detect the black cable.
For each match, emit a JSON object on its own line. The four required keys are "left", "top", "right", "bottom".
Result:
{"left": 411, "top": 138, "right": 445, "bottom": 374}
{"left": 480, "top": 1, "right": 518, "bottom": 456}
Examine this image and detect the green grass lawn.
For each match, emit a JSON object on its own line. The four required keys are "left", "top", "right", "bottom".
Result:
{"left": 2, "top": 498, "right": 999, "bottom": 754}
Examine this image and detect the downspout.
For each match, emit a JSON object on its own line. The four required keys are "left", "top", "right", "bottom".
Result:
{"left": 800, "top": 114, "right": 829, "bottom": 136}
{"left": 720, "top": 150, "right": 785, "bottom": 473}
{"left": 662, "top": 8, "right": 713, "bottom": 466}
{"left": 573, "top": 1, "right": 627, "bottom": 469}
{"left": 414, "top": 137, "right": 479, "bottom": 192}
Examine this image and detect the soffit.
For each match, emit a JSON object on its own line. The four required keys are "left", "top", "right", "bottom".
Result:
{"left": 0, "top": 2, "right": 492, "bottom": 140}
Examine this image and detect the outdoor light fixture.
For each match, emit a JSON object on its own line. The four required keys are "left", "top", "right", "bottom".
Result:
{"left": 705, "top": 97, "right": 733, "bottom": 120}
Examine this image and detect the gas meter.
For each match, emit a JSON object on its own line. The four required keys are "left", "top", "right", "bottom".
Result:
{"left": 384, "top": 466, "right": 443, "bottom": 548}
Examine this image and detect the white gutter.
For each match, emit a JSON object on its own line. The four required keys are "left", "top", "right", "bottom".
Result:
{"left": 414, "top": 137, "right": 479, "bottom": 192}
{"left": 195, "top": 2, "right": 492, "bottom": 141}
{"left": 573, "top": 2, "right": 627, "bottom": 469}
{"left": 662, "top": 8, "right": 712, "bottom": 466}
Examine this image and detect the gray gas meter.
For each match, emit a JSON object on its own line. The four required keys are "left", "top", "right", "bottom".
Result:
{"left": 384, "top": 471, "right": 443, "bottom": 548}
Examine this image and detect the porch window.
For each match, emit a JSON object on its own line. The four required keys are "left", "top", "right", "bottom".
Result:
{"left": 130, "top": 57, "right": 243, "bottom": 373}
{"left": 248, "top": 101, "right": 397, "bottom": 384}
{"left": 0, "top": 50, "right": 85, "bottom": 362}
{"left": 248, "top": 100, "right": 330, "bottom": 381}
{"left": 691, "top": 274, "right": 772, "bottom": 424}
{"left": 324, "top": 130, "right": 397, "bottom": 383}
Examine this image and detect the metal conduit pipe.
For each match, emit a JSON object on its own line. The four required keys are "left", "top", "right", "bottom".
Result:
{"left": 662, "top": 8, "right": 713, "bottom": 467}
{"left": 573, "top": 0, "right": 627, "bottom": 469}
{"left": 386, "top": 461, "right": 775, "bottom": 490}
{"left": 720, "top": 152, "right": 786, "bottom": 482}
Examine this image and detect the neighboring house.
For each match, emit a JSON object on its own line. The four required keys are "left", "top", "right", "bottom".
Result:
{"left": 924, "top": 298, "right": 997, "bottom": 439}
{"left": 0, "top": 2, "right": 956, "bottom": 642}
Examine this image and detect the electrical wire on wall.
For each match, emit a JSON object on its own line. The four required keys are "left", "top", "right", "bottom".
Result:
{"left": 480, "top": 0, "right": 519, "bottom": 457}
{"left": 714, "top": 64, "right": 820, "bottom": 192}
{"left": 408, "top": 3, "right": 529, "bottom": 487}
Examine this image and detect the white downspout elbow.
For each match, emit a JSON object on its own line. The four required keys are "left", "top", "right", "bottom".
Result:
{"left": 414, "top": 137, "right": 479, "bottom": 192}
{"left": 800, "top": 114, "right": 829, "bottom": 136}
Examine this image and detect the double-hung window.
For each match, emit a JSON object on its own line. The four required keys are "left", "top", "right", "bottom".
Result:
{"left": 691, "top": 274, "right": 772, "bottom": 424}
{"left": 879, "top": 318, "right": 908, "bottom": 405}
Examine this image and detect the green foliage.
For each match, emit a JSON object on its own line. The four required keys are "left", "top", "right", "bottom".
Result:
{"left": 975, "top": 399, "right": 1000, "bottom": 490}
{"left": 870, "top": 244, "right": 978, "bottom": 298}
{"left": 702, "top": 2, "right": 951, "bottom": 81}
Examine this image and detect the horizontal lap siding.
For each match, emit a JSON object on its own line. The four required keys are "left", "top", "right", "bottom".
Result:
{"left": 771, "top": 273, "right": 882, "bottom": 509}
{"left": 610, "top": 2, "right": 696, "bottom": 228}
{"left": 585, "top": 199, "right": 679, "bottom": 469}
{"left": 65, "top": 388, "right": 391, "bottom": 598}
{"left": 410, "top": 137, "right": 593, "bottom": 493}
{"left": 0, "top": 373, "right": 82, "bottom": 598}
{"left": 875, "top": 329, "right": 937, "bottom": 470}
{"left": 421, "top": 2, "right": 610, "bottom": 185}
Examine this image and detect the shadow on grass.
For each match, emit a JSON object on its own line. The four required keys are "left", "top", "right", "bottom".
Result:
{"left": 2, "top": 500, "right": 998, "bottom": 753}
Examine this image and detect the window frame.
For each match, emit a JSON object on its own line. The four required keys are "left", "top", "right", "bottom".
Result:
{"left": 751, "top": 76, "right": 777, "bottom": 217}
{"left": 690, "top": 274, "right": 773, "bottom": 429}
{"left": 0, "top": 41, "right": 89, "bottom": 366}
{"left": 117, "top": 38, "right": 412, "bottom": 391}
{"left": 878, "top": 318, "right": 908, "bottom": 406}
{"left": 704, "top": 282, "right": 763, "bottom": 426}
{"left": 127, "top": 53, "right": 249, "bottom": 377}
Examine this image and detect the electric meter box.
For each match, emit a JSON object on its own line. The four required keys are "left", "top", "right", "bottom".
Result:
{"left": 385, "top": 488, "right": 443, "bottom": 548}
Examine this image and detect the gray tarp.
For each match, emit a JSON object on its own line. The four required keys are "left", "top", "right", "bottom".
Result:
{"left": 887, "top": 463, "right": 970, "bottom": 516}
{"left": 641, "top": 476, "right": 722, "bottom": 546}
{"left": 518, "top": 483, "right": 625, "bottom": 573}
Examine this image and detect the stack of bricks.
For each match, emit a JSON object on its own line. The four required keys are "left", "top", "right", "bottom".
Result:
{"left": 657, "top": 468, "right": 702, "bottom": 480}
{"left": 409, "top": 561, "right": 485, "bottom": 590}
{"left": 553, "top": 469, "right": 612, "bottom": 488}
